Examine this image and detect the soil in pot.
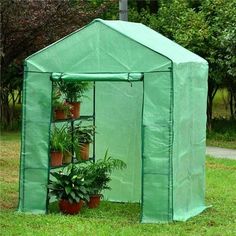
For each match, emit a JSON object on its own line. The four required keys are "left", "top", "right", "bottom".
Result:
{"left": 50, "top": 151, "right": 63, "bottom": 167}
{"left": 54, "top": 109, "right": 67, "bottom": 120}
{"left": 68, "top": 102, "right": 80, "bottom": 119}
{"left": 59, "top": 199, "right": 83, "bottom": 214}
{"left": 80, "top": 143, "right": 89, "bottom": 160}
{"left": 63, "top": 150, "right": 72, "bottom": 164}
{"left": 87, "top": 195, "right": 101, "bottom": 208}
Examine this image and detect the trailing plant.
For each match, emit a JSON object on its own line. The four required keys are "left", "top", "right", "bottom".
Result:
{"left": 48, "top": 164, "right": 90, "bottom": 203}
{"left": 59, "top": 81, "right": 91, "bottom": 102}
{"left": 84, "top": 150, "right": 127, "bottom": 195}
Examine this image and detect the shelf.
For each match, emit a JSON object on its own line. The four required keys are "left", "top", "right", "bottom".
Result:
{"left": 47, "top": 81, "right": 96, "bottom": 213}
{"left": 53, "top": 115, "right": 94, "bottom": 123}
{"left": 50, "top": 157, "right": 94, "bottom": 170}
{"left": 73, "top": 157, "right": 94, "bottom": 163}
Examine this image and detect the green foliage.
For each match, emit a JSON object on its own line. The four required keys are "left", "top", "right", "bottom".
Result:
{"left": 130, "top": 1, "right": 209, "bottom": 56}
{"left": 48, "top": 164, "right": 90, "bottom": 203}
{"left": 84, "top": 150, "right": 127, "bottom": 195}
{"left": 52, "top": 88, "right": 72, "bottom": 116}
{"left": 53, "top": 101, "right": 72, "bottom": 115}
{"left": 50, "top": 125, "right": 69, "bottom": 152}
{"left": 74, "top": 122, "right": 95, "bottom": 144}
{"left": 201, "top": 0, "right": 236, "bottom": 79}
{"left": 1, "top": 0, "right": 115, "bottom": 130}
{"left": 0, "top": 63, "right": 22, "bottom": 130}
{"left": 129, "top": 0, "right": 236, "bottom": 121}
{"left": 59, "top": 81, "right": 91, "bottom": 102}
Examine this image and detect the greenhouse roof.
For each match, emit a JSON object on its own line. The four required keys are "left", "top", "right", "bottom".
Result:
{"left": 96, "top": 19, "right": 207, "bottom": 64}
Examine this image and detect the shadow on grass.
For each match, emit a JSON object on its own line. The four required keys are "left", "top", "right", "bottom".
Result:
{"left": 207, "top": 118, "right": 236, "bottom": 149}
{"left": 48, "top": 201, "right": 141, "bottom": 222}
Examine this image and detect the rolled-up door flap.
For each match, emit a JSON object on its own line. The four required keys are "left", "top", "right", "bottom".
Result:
{"left": 50, "top": 72, "right": 143, "bottom": 82}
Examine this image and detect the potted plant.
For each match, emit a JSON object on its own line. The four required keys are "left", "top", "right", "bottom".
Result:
{"left": 53, "top": 101, "right": 72, "bottom": 120}
{"left": 48, "top": 164, "right": 90, "bottom": 214}
{"left": 52, "top": 89, "right": 72, "bottom": 120}
{"left": 59, "top": 81, "right": 91, "bottom": 119}
{"left": 62, "top": 129, "right": 73, "bottom": 164}
{"left": 74, "top": 123, "right": 95, "bottom": 161}
{"left": 50, "top": 125, "right": 68, "bottom": 167}
{"left": 84, "top": 150, "right": 126, "bottom": 208}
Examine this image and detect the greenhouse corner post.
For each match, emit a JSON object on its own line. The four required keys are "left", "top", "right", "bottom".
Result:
{"left": 169, "top": 62, "right": 174, "bottom": 221}
{"left": 18, "top": 63, "right": 28, "bottom": 211}
{"left": 46, "top": 76, "right": 54, "bottom": 213}
{"left": 93, "top": 81, "right": 96, "bottom": 163}
{"left": 140, "top": 75, "right": 145, "bottom": 222}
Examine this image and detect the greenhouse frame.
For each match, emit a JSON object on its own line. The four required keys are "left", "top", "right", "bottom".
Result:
{"left": 18, "top": 19, "right": 208, "bottom": 223}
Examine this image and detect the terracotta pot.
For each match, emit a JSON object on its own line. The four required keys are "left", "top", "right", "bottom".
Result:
{"left": 63, "top": 150, "right": 72, "bottom": 164}
{"left": 68, "top": 102, "right": 80, "bottom": 119}
{"left": 80, "top": 143, "right": 89, "bottom": 160}
{"left": 59, "top": 199, "right": 83, "bottom": 215}
{"left": 87, "top": 195, "right": 101, "bottom": 209}
{"left": 54, "top": 109, "right": 67, "bottom": 120}
{"left": 50, "top": 151, "right": 63, "bottom": 167}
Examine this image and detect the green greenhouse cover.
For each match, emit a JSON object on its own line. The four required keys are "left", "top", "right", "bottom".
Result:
{"left": 18, "top": 19, "right": 208, "bottom": 223}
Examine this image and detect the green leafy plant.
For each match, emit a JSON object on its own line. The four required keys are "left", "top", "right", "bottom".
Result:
{"left": 59, "top": 81, "right": 91, "bottom": 102}
{"left": 74, "top": 122, "right": 95, "bottom": 144}
{"left": 63, "top": 128, "right": 73, "bottom": 153}
{"left": 84, "top": 150, "right": 127, "bottom": 195}
{"left": 50, "top": 125, "right": 68, "bottom": 152}
{"left": 48, "top": 164, "right": 90, "bottom": 203}
{"left": 52, "top": 89, "right": 72, "bottom": 115}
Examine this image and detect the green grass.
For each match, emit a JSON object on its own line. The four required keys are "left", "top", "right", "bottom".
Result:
{"left": 0, "top": 131, "right": 20, "bottom": 141}
{"left": 206, "top": 119, "right": 236, "bottom": 149}
{"left": 0, "top": 133, "right": 236, "bottom": 235}
{"left": 207, "top": 89, "right": 236, "bottom": 149}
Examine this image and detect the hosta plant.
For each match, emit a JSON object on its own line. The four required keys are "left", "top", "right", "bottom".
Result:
{"left": 48, "top": 164, "right": 90, "bottom": 203}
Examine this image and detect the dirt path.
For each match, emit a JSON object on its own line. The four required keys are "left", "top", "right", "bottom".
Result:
{"left": 206, "top": 146, "right": 236, "bottom": 160}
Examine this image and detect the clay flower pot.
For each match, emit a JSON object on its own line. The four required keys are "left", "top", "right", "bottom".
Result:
{"left": 80, "top": 143, "right": 89, "bottom": 160}
{"left": 87, "top": 195, "right": 101, "bottom": 208}
{"left": 54, "top": 109, "right": 67, "bottom": 120}
{"left": 68, "top": 102, "right": 80, "bottom": 119}
{"left": 59, "top": 199, "right": 83, "bottom": 215}
{"left": 50, "top": 151, "right": 63, "bottom": 167}
{"left": 63, "top": 150, "right": 72, "bottom": 164}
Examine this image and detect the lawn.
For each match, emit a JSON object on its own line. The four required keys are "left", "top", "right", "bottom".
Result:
{"left": 212, "top": 89, "right": 230, "bottom": 119}
{"left": 206, "top": 119, "right": 236, "bottom": 149}
{"left": 0, "top": 133, "right": 236, "bottom": 235}
{"left": 206, "top": 89, "right": 236, "bottom": 149}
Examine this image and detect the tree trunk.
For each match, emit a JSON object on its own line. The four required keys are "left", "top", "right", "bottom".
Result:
{"left": 0, "top": 89, "right": 17, "bottom": 130}
{"left": 207, "top": 79, "right": 219, "bottom": 131}
{"left": 149, "top": 1, "right": 159, "bottom": 14}
{"left": 229, "top": 89, "right": 236, "bottom": 120}
{"left": 207, "top": 96, "right": 213, "bottom": 131}
{"left": 136, "top": 0, "right": 147, "bottom": 13}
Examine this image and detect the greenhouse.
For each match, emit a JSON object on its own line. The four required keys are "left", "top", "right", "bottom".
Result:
{"left": 18, "top": 19, "right": 208, "bottom": 223}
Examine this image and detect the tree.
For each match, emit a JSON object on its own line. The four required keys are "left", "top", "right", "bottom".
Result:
{"left": 129, "top": 0, "right": 236, "bottom": 127}
{"left": 0, "top": 0, "right": 116, "bottom": 130}
{"left": 201, "top": 0, "right": 236, "bottom": 121}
